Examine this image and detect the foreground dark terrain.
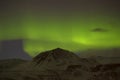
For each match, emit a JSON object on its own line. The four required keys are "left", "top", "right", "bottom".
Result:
{"left": 0, "top": 48, "right": 120, "bottom": 80}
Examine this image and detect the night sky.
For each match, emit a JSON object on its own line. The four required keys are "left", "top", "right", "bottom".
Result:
{"left": 0, "top": 0, "right": 120, "bottom": 57}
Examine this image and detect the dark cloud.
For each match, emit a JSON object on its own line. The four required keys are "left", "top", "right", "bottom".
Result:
{"left": 91, "top": 28, "right": 108, "bottom": 32}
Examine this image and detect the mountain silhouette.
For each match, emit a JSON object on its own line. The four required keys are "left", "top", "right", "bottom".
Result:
{"left": 0, "top": 48, "right": 120, "bottom": 80}
{"left": 13, "top": 48, "right": 98, "bottom": 73}
{"left": 32, "top": 48, "right": 84, "bottom": 70}
{"left": 78, "top": 48, "right": 120, "bottom": 64}
{"left": 0, "top": 59, "right": 28, "bottom": 72}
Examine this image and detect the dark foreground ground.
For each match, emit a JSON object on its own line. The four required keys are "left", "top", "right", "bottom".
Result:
{"left": 0, "top": 48, "right": 120, "bottom": 80}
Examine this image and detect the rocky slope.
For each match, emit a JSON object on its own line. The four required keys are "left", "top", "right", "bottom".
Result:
{"left": 0, "top": 48, "right": 120, "bottom": 80}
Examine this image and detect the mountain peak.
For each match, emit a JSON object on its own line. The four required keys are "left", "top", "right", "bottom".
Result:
{"left": 52, "top": 48, "right": 64, "bottom": 51}
{"left": 50, "top": 48, "right": 71, "bottom": 53}
{"left": 33, "top": 48, "right": 74, "bottom": 61}
{"left": 32, "top": 48, "right": 82, "bottom": 70}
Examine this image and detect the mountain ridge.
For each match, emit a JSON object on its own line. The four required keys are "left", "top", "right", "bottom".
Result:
{"left": 0, "top": 48, "right": 120, "bottom": 80}
{"left": 32, "top": 48, "right": 84, "bottom": 70}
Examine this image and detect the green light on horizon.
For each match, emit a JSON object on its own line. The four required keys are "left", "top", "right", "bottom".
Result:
{"left": 0, "top": 13, "right": 120, "bottom": 56}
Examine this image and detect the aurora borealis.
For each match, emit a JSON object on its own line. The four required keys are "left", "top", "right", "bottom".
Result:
{"left": 0, "top": 0, "right": 120, "bottom": 56}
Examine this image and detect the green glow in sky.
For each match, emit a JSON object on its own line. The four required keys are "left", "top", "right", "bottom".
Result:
{"left": 0, "top": 13, "right": 120, "bottom": 56}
